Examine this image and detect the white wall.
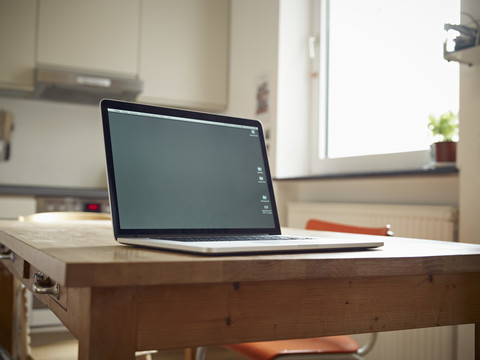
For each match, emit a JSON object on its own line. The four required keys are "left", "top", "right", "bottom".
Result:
{"left": 0, "top": 97, "right": 106, "bottom": 188}
{"left": 223, "top": 0, "right": 280, "bottom": 174}
{"left": 224, "top": 0, "right": 312, "bottom": 178}
{"left": 224, "top": 0, "right": 279, "bottom": 120}
{"left": 275, "top": 0, "right": 311, "bottom": 178}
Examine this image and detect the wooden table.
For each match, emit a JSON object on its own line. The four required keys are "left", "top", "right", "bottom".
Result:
{"left": 1, "top": 220, "right": 480, "bottom": 360}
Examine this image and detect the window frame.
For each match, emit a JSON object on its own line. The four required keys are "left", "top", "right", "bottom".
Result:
{"left": 308, "top": 0, "right": 457, "bottom": 176}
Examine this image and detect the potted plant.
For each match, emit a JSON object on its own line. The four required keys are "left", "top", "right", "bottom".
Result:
{"left": 428, "top": 111, "right": 458, "bottom": 163}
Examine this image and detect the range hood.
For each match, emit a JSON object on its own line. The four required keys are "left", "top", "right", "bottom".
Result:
{"left": 32, "top": 67, "right": 143, "bottom": 105}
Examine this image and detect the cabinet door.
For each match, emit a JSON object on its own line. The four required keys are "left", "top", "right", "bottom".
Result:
{"left": 139, "top": 0, "right": 229, "bottom": 111}
{"left": 0, "top": 0, "right": 36, "bottom": 92}
{"left": 37, "top": 0, "right": 139, "bottom": 77}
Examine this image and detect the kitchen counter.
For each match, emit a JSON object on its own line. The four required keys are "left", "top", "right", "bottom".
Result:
{"left": 0, "top": 185, "right": 108, "bottom": 198}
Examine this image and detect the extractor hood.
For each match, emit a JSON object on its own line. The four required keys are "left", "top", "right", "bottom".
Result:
{"left": 32, "top": 67, "right": 143, "bottom": 105}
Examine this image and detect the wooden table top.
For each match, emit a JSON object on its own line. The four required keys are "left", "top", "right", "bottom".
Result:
{"left": 1, "top": 220, "right": 480, "bottom": 288}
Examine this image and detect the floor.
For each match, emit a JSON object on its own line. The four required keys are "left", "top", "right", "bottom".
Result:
{"left": 29, "top": 331, "right": 246, "bottom": 360}
{"left": 29, "top": 332, "right": 78, "bottom": 360}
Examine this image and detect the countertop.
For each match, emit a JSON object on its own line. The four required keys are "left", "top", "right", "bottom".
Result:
{"left": 0, "top": 184, "right": 108, "bottom": 198}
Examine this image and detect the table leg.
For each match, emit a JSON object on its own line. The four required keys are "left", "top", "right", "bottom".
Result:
{"left": 184, "top": 348, "right": 195, "bottom": 360}
{"left": 75, "top": 287, "right": 138, "bottom": 360}
{"left": 476, "top": 323, "right": 479, "bottom": 360}
{"left": 0, "top": 263, "right": 13, "bottom": 354}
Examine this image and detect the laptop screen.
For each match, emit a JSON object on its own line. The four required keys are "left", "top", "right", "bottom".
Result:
{"left": 101, "top": 100, "right": 280, "bottom": 237}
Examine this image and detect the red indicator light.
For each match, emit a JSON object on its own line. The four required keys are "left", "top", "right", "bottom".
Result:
{"left": 85, "top": 203, "right": 100, "bottom": 212}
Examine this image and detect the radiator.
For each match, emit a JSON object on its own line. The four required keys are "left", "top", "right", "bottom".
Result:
{"left": 287, "top": 201, "right": 463, "bottom": 360}
{"left": 287, "top": 202, "right": 458, "bottom": 241}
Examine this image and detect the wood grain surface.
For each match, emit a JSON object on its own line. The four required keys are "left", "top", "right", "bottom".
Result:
{"left": 1, "top": 220, "right": 480, "bottom": 288}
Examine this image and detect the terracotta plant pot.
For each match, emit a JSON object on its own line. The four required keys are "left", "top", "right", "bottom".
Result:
{"left": 432, "top": 141, "right": 457, "bottom": 162}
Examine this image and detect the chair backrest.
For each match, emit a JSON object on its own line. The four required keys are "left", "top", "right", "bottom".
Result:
{"left": 18, "top": 211, "right": 111, "bottom": 222}
{"left": 306, "top": 218, "right": 393, "bottom": 236}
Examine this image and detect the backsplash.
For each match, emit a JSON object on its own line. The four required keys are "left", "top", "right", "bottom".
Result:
{"left": 0, "top": 96, "right": 107, "bottom": 188}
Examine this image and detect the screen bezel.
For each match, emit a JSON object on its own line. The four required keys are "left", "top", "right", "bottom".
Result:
{"left": 100, "top": 99, "right": 281, "bottom": 238}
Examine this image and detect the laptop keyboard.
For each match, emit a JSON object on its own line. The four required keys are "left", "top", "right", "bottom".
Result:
{"left": 161, "top": 235, "right": 313, "bottom": 242}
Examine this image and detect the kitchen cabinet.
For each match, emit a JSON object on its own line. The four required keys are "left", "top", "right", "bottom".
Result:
{"left": 138, "top": 0, "right": 229, "bottom": 111}
{"left": 0, "top": 196, "right": 36, "bottom": 220}
{"left": 1, "top": 0, "right": 229, "bottom": 110}
{"left": 0, "top": 1, "right": 36, "bottom": 94}
{"left": 37, "top": 0, "right": 139, "bottom": 77}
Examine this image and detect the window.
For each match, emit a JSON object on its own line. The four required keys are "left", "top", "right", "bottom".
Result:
{"left": 310, "top": 0, "right": 460, "bottom": 174}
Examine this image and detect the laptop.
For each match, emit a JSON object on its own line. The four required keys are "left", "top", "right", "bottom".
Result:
{"left": 100, "top": 99, "right": 384, "bottom": 254}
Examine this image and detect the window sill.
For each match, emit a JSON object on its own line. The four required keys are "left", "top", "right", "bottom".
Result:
{"left": 274, "top": 164, "right": 458, "bottom": 181}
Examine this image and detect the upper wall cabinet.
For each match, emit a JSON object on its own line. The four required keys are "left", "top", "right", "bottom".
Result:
{"left": 0, "top": 1, "right": 37, "bottom": 94}
{"left": 138, "top": 0, "right": 229, "bottom": 111}
{"left": 0, "top": 0, "right": 229, "bottom": 110}
{"left": 37, "top": 0, "right": 139, "bottom": 77}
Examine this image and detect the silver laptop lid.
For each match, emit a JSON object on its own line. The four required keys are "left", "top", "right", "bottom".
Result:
{"left": 101, "top": 99, "right": 281, "bottom": 240}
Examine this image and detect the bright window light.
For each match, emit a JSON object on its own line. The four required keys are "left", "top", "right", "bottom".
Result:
{"left": 321, "top": 0, "right": 460, "bottom": 159}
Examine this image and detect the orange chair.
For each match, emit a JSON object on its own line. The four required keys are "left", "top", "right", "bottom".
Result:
{"left": 222, "top": 336, "right": 373, "bottom": 360}
{"left": 196, "top": 219, "right": 392, "bottom": 360}
{"left": 306, "top": 218, "right": 393, "bottom": 236}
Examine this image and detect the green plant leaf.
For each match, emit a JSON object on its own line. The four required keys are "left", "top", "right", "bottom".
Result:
{"left": 428, "top": 111, "right": 458, "bottom": 142}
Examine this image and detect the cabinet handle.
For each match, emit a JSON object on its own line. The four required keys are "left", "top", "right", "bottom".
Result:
{"left": 0, "top": 249, "right": 14, "bottom": 261}
{"left": 32, "top": 282, "right": 60, "bottom": 299}
{"left": 32, "top": 271, "right": 60, "bottom": 299}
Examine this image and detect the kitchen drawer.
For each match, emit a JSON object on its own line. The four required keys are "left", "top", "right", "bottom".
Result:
{"left": 0, "top": 244, "right": 66, "bottom": 309}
